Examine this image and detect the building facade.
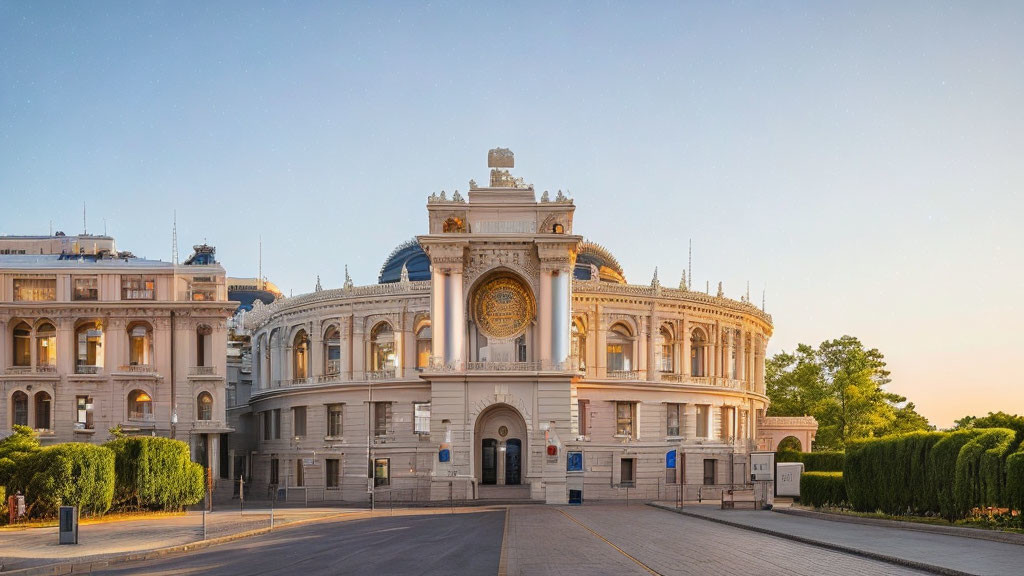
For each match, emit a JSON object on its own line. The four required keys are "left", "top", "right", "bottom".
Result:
{"left": 0, "top": 237, "right": 236, "bottom": 481}
{"left": 237, "top": 150, "right": 787, "bottom": 504}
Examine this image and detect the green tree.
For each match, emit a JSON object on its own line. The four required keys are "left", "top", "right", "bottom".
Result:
{"left": 766, "top": 336, "right": 930, "bottom": 450}
{"left": 953, "top": 412, "right": 1024, "bottom": 441}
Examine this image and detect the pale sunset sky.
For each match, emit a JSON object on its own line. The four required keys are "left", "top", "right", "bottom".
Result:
{"left": 2, "top": 2, "right": 1022, "bottom": 428}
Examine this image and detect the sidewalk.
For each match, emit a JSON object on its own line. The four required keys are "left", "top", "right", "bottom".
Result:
{"left": 0, "top": 507, "right": 358, "bottom": 573}
{"left": 651, "top": 502, "right": 1024, "bottom": 576}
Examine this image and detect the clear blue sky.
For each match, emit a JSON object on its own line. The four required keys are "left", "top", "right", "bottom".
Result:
{"left": 3, "top": 1, "right": 1022, "bottom": 428}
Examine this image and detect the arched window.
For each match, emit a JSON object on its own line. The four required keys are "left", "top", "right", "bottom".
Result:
{"left": 36, "top": 322, "right": 56, "bottom": 368}
{"left": 324, "top": 325, "right": 341, "bottom": 375}
{"left": 34, "top": 391, "right": 51, "bottom": 430}
{"left": 128, "top": 322, "right": 153, "bottom": 366}
{"left": 197, "top": 392, "right": 213, "bottom": 421}
{"left": 196, "top": 324, "right": 212, "bottom": 367}
{"left": 552, "top": 223, "right": 564, "bottom": 234}
{"left": 516, "top": 334, "right": 527, "bottom": 362}
{"left": 13, "top": 322, "right": 31, "bottom": 367}
{"left": 571, "top": 319, "right": 586, "bottom": 371}
{"left": 75, "top": 321, "right": 104, "bottom": 373}
{"left": 415, "top": 324, "right": 431, "bottom": 369}
{"left": 691, "top": 329, "right": 707, "bottom": 377}
{"left": 658, "top": 326, "right": 673, "bottom": 373}
{"left": 606, "top": 323, "right": 634, "bottom": 372}
{"left": 370, "top": 323, "right": 395, "bottom": 372}
{"left": 11, "top": 391, "right": 28, "bottom": 427}
{"left": 292, "top": 330, "right": 308, "bottom": 380}
{"left": 442, "top": 217, "right": 465, "bottom": 233}
{"left": 128, "top": 389, "right": 153, "bottom": 421}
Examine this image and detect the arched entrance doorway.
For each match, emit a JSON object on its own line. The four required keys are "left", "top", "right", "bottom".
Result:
{"left": 475, "top": 404, "right": 528, "bottom": 486}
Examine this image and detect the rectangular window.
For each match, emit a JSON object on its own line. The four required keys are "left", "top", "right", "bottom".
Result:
{"left": 374, "top": 457, "right": 390, "bottom": 487}
{"left": 615, "top": 402, "right": 634, "bottom": 437}
{"left": 721, "top": 407, "right": 732, "bottom": 440}
{"left": 696, "top": 405, "right": 709, "bottom": 438}
{"left": 75, "top": 396, "right": 94, "bottom": 430}
{"left": 189, "top": 277, "right": 217, "bottom": 301}
{"left": 13, "top": 278, "right": 56, "bottom": 301}
{"left": 620, "top": 458, "right": 635, "bottom": 486}
{"left": 606, "top": 344, "right": 624, "bottom": 371}
{"left": 374, "top": 402, "right": 391, "bottom": 437}
{"left": 326, "top": 459, "right": 340, "bottom": 489}
{"left": 273, "top": 409, "right": 281, "bottom": 440}
{"left": 262, "top": 412, "right": 270, "bottom": 441}
{"left": 667, "top": 403, "right": 682, "bottom": 437}
{"left": 73, "top": 276, "right": 99, "bottom": 301}
{"left": 292, "top": 406, "right": 307, "bottom": 438}
{"left": 121, "top": 275, "right": 155, "bottom": 300}
{"left": 414, "top": 402, "right": 430, "bottom": 435}
{"left": 578, "top": 399, "right": 589, "bottom": 437}
{"left": 703, "top": 459, "right": 717, "bottom": 485}
{"left": 327, "top": 404, "right": 343, "bottom": 437}
{"left": 270, "top": 458, "right": 279, "bottom": 485}
{"left": 295, "top": 459, "right": 305, "bottom": 487}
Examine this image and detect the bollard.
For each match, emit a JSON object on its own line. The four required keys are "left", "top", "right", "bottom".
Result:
{"left": 203, "top": 510, "right": 207, "bottom": 540}
{"left": 270, "top": 499, "right": 275, "bottom": 529}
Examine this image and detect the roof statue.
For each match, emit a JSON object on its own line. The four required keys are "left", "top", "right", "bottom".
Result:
{"left": 679, "top": 270, "right": 688, "bottom": 291}
{"left": 487, "top": 147, "right": 514, "bottom": 168}
{"left": 451, "top": 190, "right": 463, "bottom": 203}
{"left": 651, "top": 267, "right": 660, "bottom": 288}
{"left": 399, "top": 263, "right": 410, "bottom": 284}
{"left": 343, "top": 265, "right": 354, "bottom": 291}
{"left": 315, "top": 275, "right": 322, "bottom": 292}
{"left": 717, "top": 281, "right": 724, "bottom": 298}
{"left": 541, "top": 190, "right": 550, "bottom": 203}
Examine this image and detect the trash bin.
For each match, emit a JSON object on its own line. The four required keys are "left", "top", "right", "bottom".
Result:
{"left": 59, "top": 506, "right": 78, "bottom": 545}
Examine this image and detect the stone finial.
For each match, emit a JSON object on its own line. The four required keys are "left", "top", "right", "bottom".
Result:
{"left": 679, "top": 270, "right": 688, "bottom": 291}
{"left": 541, "top": 190, "right": 550, "bottom": 203}
{"left": 651, "top": 267, "right": 660, "bottom": 288}
{"left": 315, "top": 275, "right": 322, "bottom": 292}
{"left": 343, "top": 265, "right": 354, "bottom": 291}
{"left": 452, "top": 190, "right": 464, "bottom": 203}
{"left": 439, "top": 190, "right": 447, "bottom": 201}
{"left": 555, "top": 189, "right": 568, "bottom": 203}
{"left": 428, "top": 192, "right": 438, "bottom": 202}
{"left": 716, "top": 281, "right": 724, "bottom": 298}
{"left": 469, "top": 179, "right": 477, "bottom": 189}
{"left": 399, "top": 263, "right": 410, "bottom": 284}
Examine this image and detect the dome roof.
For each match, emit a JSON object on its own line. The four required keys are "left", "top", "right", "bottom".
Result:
{"left": 574, "top": 241, "right": 627, "bottom": 284}
{"left": 378, "top": 239, "right": 432, "bottom": 284}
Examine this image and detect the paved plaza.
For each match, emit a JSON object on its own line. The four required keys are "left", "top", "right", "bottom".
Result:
{"left": 3, "top": 503, "right": 1024, "bottom": 575}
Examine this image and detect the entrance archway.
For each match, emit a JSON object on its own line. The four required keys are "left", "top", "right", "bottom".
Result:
{"left": 474, "top": 403, "right": 528, "bottom": 486}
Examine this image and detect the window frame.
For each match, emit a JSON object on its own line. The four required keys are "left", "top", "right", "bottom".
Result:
{"left": 121, "top": 275, "right": 155, "bottom": 300}
{"left": 326, "top": 458, "right": 340, "bottom": 489}
{"left": 13, "top": 278, "right": 56, "bottom": 302}
{"left": 666, "top": 402, "right": 682, "bottom": 437}
{"left": 326, "top": 404, "right": 344, "bottom": 438}
{"left": 72, "top": 276, "right": 99, "bottom": 301}
{"left": 292, "top": 406, "right": 307, "bottom": 438}
{"left": 615, "top": 401, "right": 635, "bottom": 437}
{"left": 413, "top": 402, "right": 430, "bottom": 435}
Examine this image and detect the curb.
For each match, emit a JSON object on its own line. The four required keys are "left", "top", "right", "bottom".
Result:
{"left": 774, "top": 507, "right": 1024, "bottom": 547}
{"left": 647, "top": 503, "right": 973, "bottom": 576}
{"left": 1, "top": 510, "right": 361, "bottom": 576}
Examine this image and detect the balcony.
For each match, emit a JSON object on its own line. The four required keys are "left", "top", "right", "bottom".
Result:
{"left": 607, "top": 369, "right": 641, "bottom": 380}
{"left": 326, "top": 359, "right": 341, "bottom": 375}
{"left": 5, "top": 365, "right": 57, "bottom": 375}
{"left": 366, "top": 369, "right": 396, "bottom": 381}
{"left": 118, "top": 364, "right": 157, "bottom": 373}
{"left": 128, "top": 411, "right": 155, "bottom": 422}
{"left": 424, "top": 357, "right": 575, "bottom": 373}
{"left": 189, "top": 366, "right": 217, "bottom": 376}
{"left": 75, "top": 365, "right": 102, "bottom": 375}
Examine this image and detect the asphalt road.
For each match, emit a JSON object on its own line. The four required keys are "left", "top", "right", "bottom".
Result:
{"left": 93, "top": 510, "right": 505, "bottom": 576}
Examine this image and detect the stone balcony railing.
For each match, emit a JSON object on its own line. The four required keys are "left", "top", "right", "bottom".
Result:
{"left": 757, "top": 415, "right": 818, "bottom": 428}
{"left": 5, "top": 365, "right": 57, "bottom": 375}
{"left": 424, "top": 357, "right": 574, "bottom": 373}
{"left": 192, "top": 419, "right": 228, "bottom": 430}
{"left": 189, "top": 366, "right": 217, "bottom": 376}
{"left": 75, "top": 365, "right": 102, "bottom": 375}
{"left": 117, "top": 364, "right": 157, "bottom": 373}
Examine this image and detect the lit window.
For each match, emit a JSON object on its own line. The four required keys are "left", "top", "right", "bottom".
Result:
{"left": 36, "top": 323, "right": 56, "bottom": 367}
{"left": 73, "top": 277, "right": 98, "bottom": 301}
{"left": 416, "top": 325, "right": 431, "bottom": 369}
{"left": 696, "top": 404, "right": 709, "bottom": 438}
{"left": 12, "top": 322, "right": 31, "bottom": 367}
{"left": 616, "top": 402, "right": 634, "bottom": 437}
{"left": 292, "top": 331, "right": 309, "bottom": 379}
{"left": 121, "top": 275, "right": 155, "bottom": 300}
{"left": 374, "top": 458, "right": 390, "bottom": 487}
{"left": 370, "top": 323, "right": 395, "bottom": 372}
{"left": 13, "top": 278, "right": 55, "bottom": 301}
{"left": 197, "top": 392, "right": 213, "bottom": 421}
{"left": 75, "top": 322, "right": 104, "bottom": 372}
{"left": 128, "top": 389, "right": 153, "bottom": 421}
{"left": 128, "top": 323, "right": 152, "bottom": 365}
{"left": 606, "top": 324, "right": 633, "bottom": 372}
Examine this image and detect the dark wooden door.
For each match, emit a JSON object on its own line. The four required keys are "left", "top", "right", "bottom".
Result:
{"left": 482, "top": 439, "right": 497, "bottom": 485}
{"left": 505, "top": 439, "right": 521, "bottom": 485}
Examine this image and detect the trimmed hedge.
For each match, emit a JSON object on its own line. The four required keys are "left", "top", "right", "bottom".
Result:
{"left": 930, "top": 429, "right": 983, "bottom": 520}
{"left": 1006, "top": 447, "right": 1024, "bottom": 514}
{"left": 800, "top": 472, "right": 846, "bottom": 507}
{"left": 0, "top": 425, "right": 41, "bottom": 487}
{"left": 953, "top": 428, "right": 1016, "bottom": 516}
{"left": 778, "top": 450, "right": 846, "bottom": 472}
{"left": 844, "top": 431, "right": 946, "bottom": 515}
{"left": 105, "top": 437, "right": 205, "bottom": 511}
{"left": 13, "top": 443, "right": 115, "bottom": 517}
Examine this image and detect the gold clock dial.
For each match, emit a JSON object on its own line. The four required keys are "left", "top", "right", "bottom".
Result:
{"left": 473, "top": 276, "right": 534, "bottom": 340}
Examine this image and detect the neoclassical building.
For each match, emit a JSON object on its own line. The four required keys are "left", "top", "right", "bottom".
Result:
{"left": 237, "top": 149, "right": 793, "bottom": 504}
{"left": 0, "top": 237, "right": 235, "bottom": 484}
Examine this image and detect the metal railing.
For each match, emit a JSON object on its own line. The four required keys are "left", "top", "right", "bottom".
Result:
{"left": 75, "top": 365, "right": 101, "bottom": 375}
{"left": 607, "top": 369, "right": 641, "bottom": 380}
{"left": 325, "top": 359, "right": 341, "bottom": 375}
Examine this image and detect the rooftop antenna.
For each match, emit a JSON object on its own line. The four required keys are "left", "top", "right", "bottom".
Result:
{"left": 746, "top": 281, "right": 750, "bottom": 303}
{"left": 49, "top": 220, "right": 52, "bottom": 236}
{"left": 762, "top": 283, "right": 767, "bottom": 311}
{"left": 103, "top": 218, "right": 107, "bottom": 236}
{"left": 258, "top": 236, "right": 263, "bottom": 290}
{"left": 171, "top": 210, "right": 179, "bottom": 265}
{"left": 83, "top": 203, "right": 87, "bottom": 235}
{"left": 688, "top": 239, "right": 692, "bottom": 291}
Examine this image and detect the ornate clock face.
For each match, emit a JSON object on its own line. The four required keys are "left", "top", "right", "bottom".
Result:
{"left": 473, "top": 276, "right": 534, "bottom": 340}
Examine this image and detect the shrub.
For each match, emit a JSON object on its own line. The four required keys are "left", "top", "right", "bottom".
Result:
{"left": 954, "top": 428, "right": 1016, "bottom": 517}
{"left": 778, "top": 450, "right": 846, "bottom": 472}
{"left": 800, "top": 472, "right": 846, "bottom": 507}
{"left": 0, "top": 425, "right": 41, "bottom": 487}
{"left": 12, "top": 443, "right": 115, "bottom": 517}
{"left": 0, "top": 485, "right": 6, "bottom": 524}
{"left": 105, "top": 437, "right": 205, "bottom": 511}
{"left": 1006, "top": 447, "right": 1024, "bottom": 514}
{"left": 844, "top": 431, "right": 947, "bottom": 515}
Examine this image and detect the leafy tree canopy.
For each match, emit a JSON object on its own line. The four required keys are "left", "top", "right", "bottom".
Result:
{"left": 766, "top": 335, "right": 931, "bottom": 450}
{"left": 953, "top": 411, "right": 1024, "bottom": 442}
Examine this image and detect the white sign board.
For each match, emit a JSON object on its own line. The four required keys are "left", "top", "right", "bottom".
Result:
{"left": 750, "top": 452, "right": 775, "bottom": 481}
{"left": 776, "top": 462, "right": 804, "bottom": 497}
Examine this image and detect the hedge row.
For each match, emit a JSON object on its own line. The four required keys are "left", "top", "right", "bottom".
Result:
{"left": 800, "top": 472, "right": 847, "bottom": 507}
{"left": 0, "top": 430, "right": 205, "bottom": 519}
{"left": 778, "top": 450, "right": 846, "bottom": 472}
{"left": 844, "top": 428, "right": 1023, "bottom": 520}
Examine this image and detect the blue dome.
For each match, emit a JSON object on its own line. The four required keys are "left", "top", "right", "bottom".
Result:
{"left": 378, "top": 239, "right": 432, "bottom": 284}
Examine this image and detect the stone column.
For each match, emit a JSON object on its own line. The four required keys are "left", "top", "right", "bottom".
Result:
{"left": 445, "top": 267, "right": 464, "bottom": 366}
{"left": 681, "top": 315, "right": 690, "bottom": 377}
{"left": 737, "top": 330, "right": 746, "bottom": 384}
{"left": 551, "top": 269, "right": 570, "bottom": 366}
{"left": 310, "top": 322, "right": 323, "bottom": 379}
{"left": 538, "top": 268, "right": 552, "bottom": 365}
{"left": 431, "top": 269, "right": 446, "bottom": 363}
{"left": 647, "top": 314, "right": 658, "bottom": 382}
{"left": 344, "top": 315, "right": 354, "bottom": 379}
{"left": 595, "top": 306, "right": 607, "bottom": 378}
{"left": 709, "top": 324, "right": 718, "bottom": 379}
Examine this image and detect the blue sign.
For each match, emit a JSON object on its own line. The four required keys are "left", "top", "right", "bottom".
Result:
{"left": 566, "top": 451, "right": 583, "bottom": 472}
{"left": 438, "top": 449, "right": 450, "bottom": 463}
{"left": 666, "top": 450, "right": 676, "bottom": 469}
